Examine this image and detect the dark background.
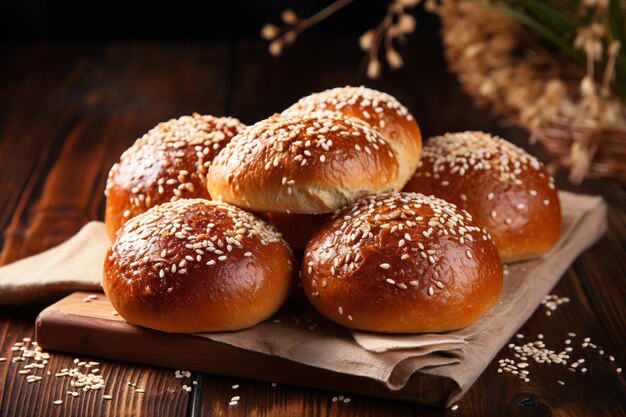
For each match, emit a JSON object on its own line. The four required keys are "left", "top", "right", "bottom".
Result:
{"left": 0, "top": 0, "right": 455, "bottom": 135}
{"left": 0, "top": 0, "right": 437, "bottom": 41}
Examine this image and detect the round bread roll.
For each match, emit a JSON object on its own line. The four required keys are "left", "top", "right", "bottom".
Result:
{"left": 404, "top": 131, "right": 561, "bottom": 263}
{"left": 265, "top": 212, "right": 330, "bottom": 251}
{"left": 103, "top": 199, "right": 294, "bottom": 333}
{"left": 105, "top": 114, "right": 245, "bottom": 240}
{"left": 284, "top": 85, "right": 422, "bottom": 185}
{"left": 207, "top": 112, "right": 403, "bottom": 213}
{"left": 301, "top": 192, "right": 503, "bottom": 333}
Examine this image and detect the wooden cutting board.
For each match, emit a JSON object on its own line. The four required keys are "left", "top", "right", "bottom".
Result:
{"left": 35, "top": 291, "right": 452, "bottom": 405}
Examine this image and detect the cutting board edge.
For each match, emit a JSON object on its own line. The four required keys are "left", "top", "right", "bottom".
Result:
{"left": 35, "top": 292, "right": 456, "bottom": 406}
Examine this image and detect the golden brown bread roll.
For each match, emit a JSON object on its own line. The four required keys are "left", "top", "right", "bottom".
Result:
{"left": 404, "top": 131, "right": 561, "bottom": 263}
{"left": 103, "top": 199, "right": 294, "bottom": 333}
{"left": 283, "top": 85, "right": 422, "bottom": 185}
{"left": 301, "top": 192, "right": 503, "bottom": 333}
{"left": 105, "top": 114, "right": 245, "bottom": 240}
{"left": 207, "top": 112, "right": 403, "bottom": 214}
{"left": 269, "top": 86, "right": 422, "bottom": 249}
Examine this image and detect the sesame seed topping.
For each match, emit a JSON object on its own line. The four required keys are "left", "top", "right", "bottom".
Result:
{"left": 106, "top": 114, "right": 245, "bottom": 218}
{"left": 284, "top": 86, "right": 413, "bottom": 125}
{"left": 210, "top": 111, "right": 397, "bottom": 210}
{"left": 109, "top": 199, "right": 287, "bottom": 293}
{"left": 304, "top": 192, "right": 493, "bottom": 306}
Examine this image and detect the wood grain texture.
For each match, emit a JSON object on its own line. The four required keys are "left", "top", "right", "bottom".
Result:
{"left": 35, "top": 292, "right": 455, "bottom": 405}
{"left": 0, "top": 43, "right": 233, "bottom": 417}
{"left": 0, "top": 38, "right": 624, "bottom": 417}
{"left": 198, "top": 376, "right": 422, "bottom": 417}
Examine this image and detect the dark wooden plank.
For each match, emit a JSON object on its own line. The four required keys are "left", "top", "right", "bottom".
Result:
{"left": 0, "top": 304, "right": 190, "bottom": 417}
{"left": 0, "top": 42, "right": 233, "bottom": 417}
{"left": 456, "top": 268, "right": 625, "bottom": 417}
{"left": 1, "top": 38, "right": 624, "bottom": 417}
{"left": 197, "top": 375, "right": 421, "bottom": 417}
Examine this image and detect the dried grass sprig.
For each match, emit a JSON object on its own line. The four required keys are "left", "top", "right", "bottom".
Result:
{"left": 261, "top": 0, "right": 357, "bottom": 58}
{"left": 261, "top": 0, "right": 424, "bottom": 78}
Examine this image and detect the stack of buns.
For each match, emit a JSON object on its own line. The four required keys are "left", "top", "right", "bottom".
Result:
{"left": 103, "top": 86, "right": 561, "bottom": 334}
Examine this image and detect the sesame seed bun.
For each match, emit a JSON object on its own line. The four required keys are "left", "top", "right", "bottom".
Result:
{"left": 283, "top": 86, "right": 422, "bottom": 185}
{"left": 404, "top": 131, "right": 561, "bottom": 263}
{"left": 104, "top": 114, "right": 245, "bottom": 240}
{"left": 265, "top": 212, "right": 330, "bottom": 251}
{"left": 207, "top": 112, "right": 403, "bottom": 214}
{"left": 103, "top": 199, "right": 294, "bottom": 333}
{"left": 301, "top": 192, "right": 503, "bottom": 333}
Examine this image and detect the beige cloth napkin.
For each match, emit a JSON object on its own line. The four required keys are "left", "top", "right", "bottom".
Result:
{"left": 0, "top": 222, "right": 106, "bottom": 304}
{"left": 198, "top": 191, "right": 606, "bottom": 405}
{"left": 0, "top": 191, "right": 607, "bottom": 406}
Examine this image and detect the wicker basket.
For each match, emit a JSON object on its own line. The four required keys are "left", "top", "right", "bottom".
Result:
{"left": 438, "top": 0, "right": 626, "bottom": 184}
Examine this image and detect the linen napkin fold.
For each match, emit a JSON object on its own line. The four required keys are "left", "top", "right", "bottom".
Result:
{"left": 0, "top": 222, "right": 106, "bottom": 304}
{"left": 196, "top": 191, "right": 606, "bottom": 404}
{"left": 0, "top": 191, "right": 607, "bottom": 407}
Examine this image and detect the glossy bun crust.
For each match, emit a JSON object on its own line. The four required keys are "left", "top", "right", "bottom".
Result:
{"left": 265, "top": 212, "right": 330, "bottom": 251}
{"left": 404, "top": 131, "right": 561, "bottom": 263}
{"left": 301, "top": 193, "right": 503, "bottom": 333}
{"left": 105, "top": 114, "right": 245, "bottom": 240}
{"left": 207, "top": 112, "right": 403, "bottom": 214}
{"left": 284, "top": 86, "right": 422, "bottom": 185}
{"left": 103, "top": 199, "right": 294, "bottom": 333}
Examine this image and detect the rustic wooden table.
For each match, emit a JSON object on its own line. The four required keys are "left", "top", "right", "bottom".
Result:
{"left": 0, "top": 38, "right": 624, "bottom": 417}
